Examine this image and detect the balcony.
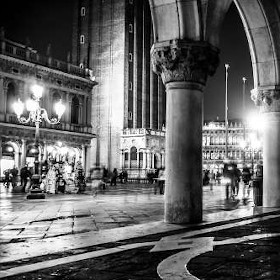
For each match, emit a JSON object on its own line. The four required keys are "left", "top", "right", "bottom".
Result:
{"left": 122, "top": 128, "right": 165, "bottom": 137}
{"left": 1, "top": 38, "right": 89, "bottom": 79}
{"left": 3, "top": 114, "right": 93, "bottom": 135}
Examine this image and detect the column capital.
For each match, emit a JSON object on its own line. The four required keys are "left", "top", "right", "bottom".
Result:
{"left": 151, "top": 39, "right": 219, "bottom": 85}
{"left": 251, "top": 86, "right": 280, "bottom": 112}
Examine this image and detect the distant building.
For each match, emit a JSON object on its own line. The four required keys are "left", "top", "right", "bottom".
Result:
{"left": 203, "top": 120, "right": 263, "bottom": 173}
{"left": 0, "top": 29, "right": 96, "bottom": 176}
{"left": 72, "top": 0, "right": 166, "bottom": 172}
{"left": 117, "top": 120, "right": 263, "bottom": 178}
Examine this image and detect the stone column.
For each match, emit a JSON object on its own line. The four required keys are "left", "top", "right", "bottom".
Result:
{"left": 121, "top": 150, "right": 125, "bottom": 170}
{"left": 251, "top": 87, "right": 280, "bottom": 207}
{"left": 43, "top": 141, "right": 48, "bottom": 162}
{"left": 127, "top": 151, "right": 131, "bottom": 169}
{"left": 151, "top": 40, "right": 219, "bottom": 223}
{"left": 0, "top": 137, "right": 2, "bottom": 176}
{"left": 142, "top": 150, "right": 147, "bottom": 169}
{"left": 137, "top": 151, "right": 140, "bottom": 169}
{"left": 146, "top": 151, "right": 150, "bottom": 169}
{"left": 20, "top": 139, "right": 26, "bottom": 168}
{"left": 151, "top": 152, "right": 155, "bottom": 169}
{"left": 81, "top": 145, "right": 86, "bottom": 170}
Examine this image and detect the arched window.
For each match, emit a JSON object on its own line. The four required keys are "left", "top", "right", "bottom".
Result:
{"left": 6, "top": 83, "right": 16, "bottom": 114}
{"left": 71, "top": 96, "right": 79, "bottom": 124}
{"left": 130, "top": 146, "right": 137, "bottom": 168}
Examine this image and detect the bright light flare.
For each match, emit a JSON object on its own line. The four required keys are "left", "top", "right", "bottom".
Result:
{"left": 54, "top": 99, "right": 66, "bottom": 119}
{"left": 246, "top": 111, "right": 265, "bottom": 131}
{"left": 31, "top": 84, "right": 44, "bottom": 99}
{"left": 26, "top": 99, "right": 39, "bottom": 112}
{"left": 13, "top": 99, "right": 24, "bottom": 117}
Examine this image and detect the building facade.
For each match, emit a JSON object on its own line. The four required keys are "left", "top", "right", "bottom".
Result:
{"left": 118, "top": 120, "right": 263, "bottom": 178}
{"left": 0, "top": 29, "right": 96, "bottom": 177}
{"left": 72, "top": 0, "right": 166, "bottom": 173}
{"left": 202, "top": 120, "right": 263, "bottom": 173}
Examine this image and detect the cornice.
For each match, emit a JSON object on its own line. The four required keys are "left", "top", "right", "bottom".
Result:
{"left": 0, "top": 55, "right": 96, "bottom": 92}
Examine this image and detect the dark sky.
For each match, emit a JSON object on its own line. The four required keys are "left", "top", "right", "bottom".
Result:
{"left": 0, "top": 1, "right": 255, "bottom": 121}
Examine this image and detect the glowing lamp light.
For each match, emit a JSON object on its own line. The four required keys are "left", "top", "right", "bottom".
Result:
{"left": 239, "top": 139, "right": 246, "bottom": 149}
{"left": 6, "top": 146, "right": 14, "bottom": 153}
{"left": 26, "top": 98, "right": 39, "bottom": 112}
{"left": 31, "top": 84, "right": 44, "bottom": 99}
{"left": 13, "top": 99, "right": 24, "bottom": 117}
{"left": 246, "top": 112, "right": 265, "bottom": 131}
{"left": 54, "top": 99, "right": 66, "bottom": 119}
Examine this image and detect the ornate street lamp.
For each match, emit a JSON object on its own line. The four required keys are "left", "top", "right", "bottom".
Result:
{"left": 225, "top": 64, "right": 230, "bottom": 160}
{"left": 13, "top": 84, "right": 66, "bottom": 198}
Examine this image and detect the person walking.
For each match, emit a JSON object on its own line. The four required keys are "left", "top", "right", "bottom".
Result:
{"left": 10, "top": 166, "right": 18, "bottom": 188}
{"left": 3, "top": 169, "right": 10, "bottom": 188}
{"left": 20, "top": 165, "right": 30, "bottom": 193}
{"left": 110, "top": 168, "right": 118, "bottom": 186}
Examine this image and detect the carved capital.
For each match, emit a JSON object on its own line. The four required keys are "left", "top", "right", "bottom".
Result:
{"left": 251, "top": 87, "right": 280, "bottom": 112}
{"left": 151, "top": 40, "right": 219, "bottom": 85}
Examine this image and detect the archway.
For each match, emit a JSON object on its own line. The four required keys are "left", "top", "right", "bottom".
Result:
{"left": 149, "top": 0, "right": 280, "bottom": 223}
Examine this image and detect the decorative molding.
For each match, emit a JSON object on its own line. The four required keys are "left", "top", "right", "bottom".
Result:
{"left": 0, "top": 57, "right": 94, "bottom": 93}
{"left": 151, "top": 40, "right": 219, "bottom": 85}
{"left": 251, "top": 87, "right": 280, "bottom": 112}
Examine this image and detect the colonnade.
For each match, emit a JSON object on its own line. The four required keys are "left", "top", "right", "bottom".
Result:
{"left": 121, "top": 149, "right": 165, "bottom": 170}
{"left": 0, "top": 139, "right": 87, "bottom": 176}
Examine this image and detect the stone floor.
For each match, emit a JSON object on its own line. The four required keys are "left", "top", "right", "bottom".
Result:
{"left": 0, "top": 182, "right": 279, "bottom": 279}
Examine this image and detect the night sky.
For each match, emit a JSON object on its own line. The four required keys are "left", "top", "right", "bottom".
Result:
{"left": 0, "top": 1, "right": 256, "bottom": 121}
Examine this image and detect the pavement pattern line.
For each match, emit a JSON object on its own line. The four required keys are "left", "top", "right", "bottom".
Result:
{"left": 156, "top": 213, "right": 280, "bottom": 280}
{"left": 157, "top": 233, "right": 280, "bottom": 280}
{"left": 151, "top": 212, "right": 280, "bottom": 252}
{"left": 0, "top": 221, "right": 184, "bottom": 263}
{"left": 1, "top": 212, "right": 279, "bottom": 279}
{"left": 0, "top": 241, "right": 156, "bottom": 279}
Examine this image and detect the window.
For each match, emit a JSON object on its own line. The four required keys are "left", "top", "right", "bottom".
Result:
{"left": 129, "top": 82, "right": 133, "bottom": 90}
{"left": 128, "top": 111, "right": 133, "bottom": 120}
{"left": 71, "top": 96, "right": 80, "bottom": 124}
{"left": 129, "top": 24, "right": 133, "bottom": 33}
{"left": 81, "top": 7, "right": 86, "bottom": 16}
{"left": 124, "top": 152, "right": 128, "bottom": 160}
{"left": 80, "top": 35, "right": 85, "bottom": 44}
{"left": 128, "top": 53, "right": 133, "bottom": 62}
{"left": 130, "top": 147, "right": 137, "bottom": 168}
{"left": 6, "top": 83, "right": 16, "bottom": 114}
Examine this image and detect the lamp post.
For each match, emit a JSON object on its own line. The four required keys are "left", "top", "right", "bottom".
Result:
{"left": 13, "top": 84, "right": 65, "bottom": 198}
{"left": 225, "top": 64, "right": 230, "bottom": 160}
{"left": 242, "top": 77, "right": 247, "bottom": 166}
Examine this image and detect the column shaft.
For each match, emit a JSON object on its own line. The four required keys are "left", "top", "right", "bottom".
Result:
{"left": 262, "top": 112, "right": 280, "bottom": 206}
{"left": 165, "top": 82, "right": 203, "bottom": 223}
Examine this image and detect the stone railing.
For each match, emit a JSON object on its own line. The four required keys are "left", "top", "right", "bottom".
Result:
{"left": 4, "top": 113, "right": 92, "bottom": 134}
{"left": 122, "top": 128, "right": 166, "bottom": 137}
{"left": 0, "top": 37, "right": 88, "bottom": 79}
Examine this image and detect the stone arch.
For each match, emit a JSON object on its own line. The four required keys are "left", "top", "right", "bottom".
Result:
{"left": 148, "top": 0, "right": 280, "bottom": 222}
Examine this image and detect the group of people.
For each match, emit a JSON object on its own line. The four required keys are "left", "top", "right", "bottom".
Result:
{"left": 40, "top": 161, "right": 86, "bottom": 194}
{"left": 101, "top": 167, "right": 128, "bottom": 187}
{"left": 3, "top": 166, "right": 23, "bottom": 189}
{"left": 2, "top": 161, "right": 87, "bottom": 194}
{"left": 203, "top": 163, "right": 259, "bottom": 202}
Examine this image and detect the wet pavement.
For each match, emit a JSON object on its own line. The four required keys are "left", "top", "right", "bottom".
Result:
{"left": 0, "top": 182, "right": 279, "bottom": 279}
